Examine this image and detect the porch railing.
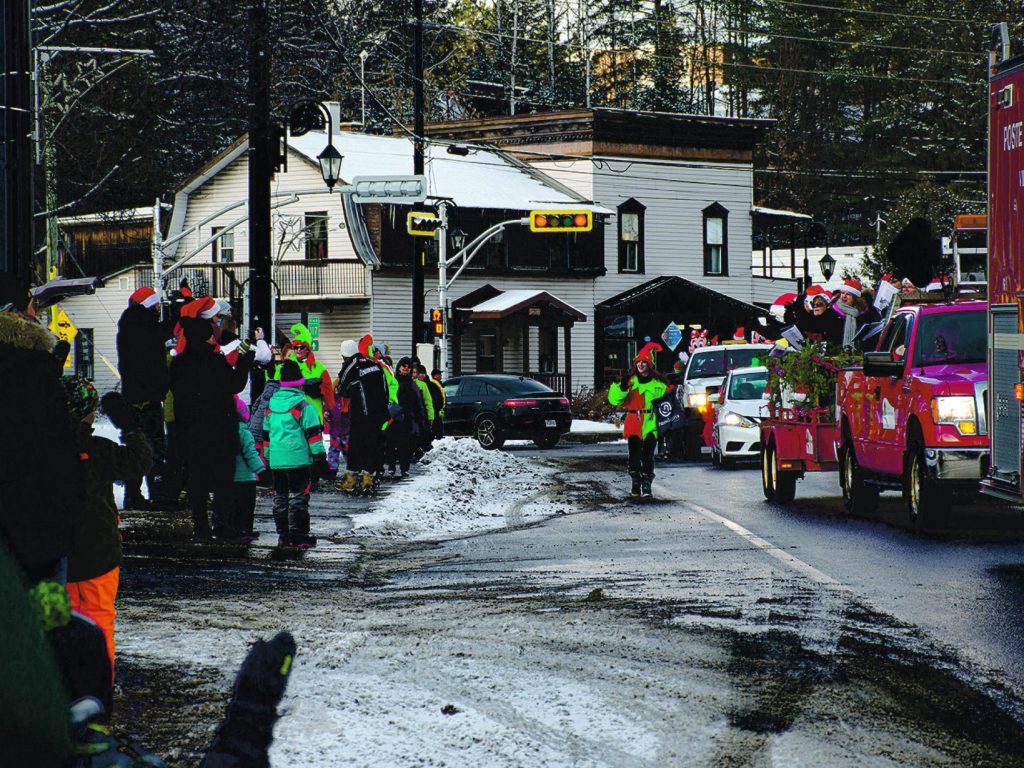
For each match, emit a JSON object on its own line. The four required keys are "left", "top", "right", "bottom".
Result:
{"left": 136, "top": 259, "right": 369, "bottom": 299}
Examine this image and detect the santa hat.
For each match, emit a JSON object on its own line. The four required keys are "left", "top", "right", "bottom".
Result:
{"left": 129, "top": 287, "right": 160, "bottom": 309}
{"left": 340, "top": 339, "right": 358, "bottom": 358}
{"left": 358, "top": 334, "right": 374, "bottom": 357}
{"left": 839, "top": 279, "right": 862, "bottom": 297}
{"left": 180, "top": 296, "right": 216, "bottom": 320}
{"left": 733, "top": 327, "right": 745, "bottom": 341}
{"left": 633, "top": 341, "right": 662, "bottom": 367}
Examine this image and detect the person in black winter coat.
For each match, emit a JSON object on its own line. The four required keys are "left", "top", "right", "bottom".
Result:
{"left": 334, "top": 346, "right": 391, "bottom": 492}
{"left": 0, "top": 305, "right": 85, "bottom": 584}
{"left": 387, "top": 358, "right": 426, "bottom": 476}
{"left": 116, "top": 287, "right": 174, "bottom": 509}
{"left": 169, "top": 317, "right": 254, "bottom": 539}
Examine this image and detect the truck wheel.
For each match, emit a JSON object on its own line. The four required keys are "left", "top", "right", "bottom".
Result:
{"left": 841, "top": 442, "right": 878, "bottom": 515}
{"left": 761, "top": 441, "right": 796, "bottom": 504}
{"left": 906, "top": 447, "right": 950, "bottom": 527}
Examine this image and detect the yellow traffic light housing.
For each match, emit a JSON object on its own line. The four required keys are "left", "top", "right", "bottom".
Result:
{"left": 407, "top": 211, "right": 441, "bottom": 237}
{"left": 431, "top": 307, "right": 444, "bottom": 337}
{"left": 529, "top": 210, "right": 592, "bottom": 233}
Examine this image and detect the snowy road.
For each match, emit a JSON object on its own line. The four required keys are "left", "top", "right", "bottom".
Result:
{"left": 115, "top": 440, "right": 1024, "bottom": 767}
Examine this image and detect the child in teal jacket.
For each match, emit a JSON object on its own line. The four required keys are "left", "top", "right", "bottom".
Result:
{"left": 233, "top": 396, "right": 265, "bottom": 542}
{"left": 262, "top": 361, "right": 326, "bottom": 548}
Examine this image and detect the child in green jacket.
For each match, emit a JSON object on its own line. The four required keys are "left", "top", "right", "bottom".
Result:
{"left": 233, "top": 396, "right": 265, "bottom": 542}
{"left": 262, "top": 361, "right": 326, "bottom": 548}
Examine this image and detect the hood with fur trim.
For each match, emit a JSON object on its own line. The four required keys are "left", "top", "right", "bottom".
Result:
{"left": 0, "top": 311, "right": 55, "bottom": 353}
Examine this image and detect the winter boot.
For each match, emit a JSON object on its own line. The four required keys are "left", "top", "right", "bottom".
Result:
{"left": 335, "top": 471, "right": 358, "bottom": 493}
{"left": 359, "top": 472, "right": 376, "bottom": 495}
{"left": 641, "top": 475, "right": 653, "bottom": 498}
{"left": 292, "top": 533, "right": 317, "bottom": 550}
{"left": 629, "top": 473, "right": 642, "bottom": 498}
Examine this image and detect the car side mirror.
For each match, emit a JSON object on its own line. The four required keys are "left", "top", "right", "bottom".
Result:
{"left": 863, "top": 350, "right": 904, "bottom": 377}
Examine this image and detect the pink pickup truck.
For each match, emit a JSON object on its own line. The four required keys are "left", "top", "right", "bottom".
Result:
{"left": 836, "top": 299, "right": 989, "bottom": 526}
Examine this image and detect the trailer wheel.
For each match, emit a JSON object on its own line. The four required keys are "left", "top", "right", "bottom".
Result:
{"left": 841, "top": 441, "right": 878, "bottom": 515}
{"left": 906, "top": 445, "right": 950, "bottom": 528}
{"left": 762, "top": 440, "right": 796, "bottom": 504}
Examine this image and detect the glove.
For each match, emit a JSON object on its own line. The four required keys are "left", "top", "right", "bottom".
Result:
{"left": 312, "top": 454, "right": 330, "bottom": 480}
{"left": 236, "top": 339, "right": 252, "bottom": 356}
{"left": 302, "top": 380, "right": 322, "bottom": 398}
{"left": 100, "top": 392, "right": 141, "bottom": 433}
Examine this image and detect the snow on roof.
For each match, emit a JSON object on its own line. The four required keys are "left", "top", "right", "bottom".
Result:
{"left": 751, "top": 205, "right": 812, "bottom": 220}
{"left": 58, "top": 206, "right": 163, "bottom": 226}
{"left": 288, "top": 131, "right": 608, "bottom": 213}
{"left": 468, "top": 289, "right": 585, "bottom": 318}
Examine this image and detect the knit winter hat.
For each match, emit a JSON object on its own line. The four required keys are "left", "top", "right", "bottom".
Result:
{"left": 340, "top": 339, "right": 359, "bottom": 358}
{"left": 839, "top": 278, "right": 862, "bottom": 297}
{"left": 280, "top": 359, "right": 303, "bottom": 386}
{"left": 290, "top": 322, "right": 313, "bottom": 346}
{"left": 633, "top": 341, "right": 662, "bottom": 367}
{"left": 61, "top": 375, "right": 99, "bottom": 420}
{"left": 129, "top": 287, "right": 159, "bottom": 309}
{"left": 234, "top": 395, "right": 250, "bottom": 422}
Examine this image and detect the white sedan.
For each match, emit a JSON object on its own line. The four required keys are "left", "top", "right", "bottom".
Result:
{"left": 709, "top": 366, "right": 769, "bottom": 468}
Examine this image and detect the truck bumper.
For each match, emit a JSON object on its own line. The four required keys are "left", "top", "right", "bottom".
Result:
{"left": 923, "top": 447, "right": 989, "bottom": 482}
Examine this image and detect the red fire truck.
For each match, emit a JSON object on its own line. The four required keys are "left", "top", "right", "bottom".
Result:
{"left": 981, "top": 26, "right": 1024, "bottom": 502}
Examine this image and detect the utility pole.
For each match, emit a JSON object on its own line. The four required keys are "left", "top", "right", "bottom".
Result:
{"left": 1, "top": 0, "right": 33, "bottom": 292}
{"left": 411, "top": 0, "right": 425, "bottom": 355}
{"left": 248, "top": 0, "right": 273, "bottom": 400}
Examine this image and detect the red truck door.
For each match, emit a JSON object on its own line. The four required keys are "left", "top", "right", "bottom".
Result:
{"left": 862, "top": 313, "right": 914, "bottom": 472}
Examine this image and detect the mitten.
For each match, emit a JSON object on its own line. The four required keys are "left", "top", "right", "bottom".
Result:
{"left": 100, "top": 392, "right": 141, "bottom": 433}
{"left": 302, "top": 380, "right": 322, "bottom": 398}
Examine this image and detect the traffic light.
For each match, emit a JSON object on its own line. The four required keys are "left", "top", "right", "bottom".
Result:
{"left": 407, "top": 211, "right": 441, "bottom": 237}
{"left": 529, "top": 210, "right": 592, "bottom": 233}
{"left": 431, "top": 307, "right": 444, "bottom": 338}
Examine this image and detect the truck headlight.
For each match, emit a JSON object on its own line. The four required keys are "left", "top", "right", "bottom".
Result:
{"left": 687, "top": 392, "right": 708, "bottom": 408}
{"left": 721, "top": 410, "right": 756, "bottom": 429}
{"left": 931, "top": 396, "right": 977, "bottom": 435}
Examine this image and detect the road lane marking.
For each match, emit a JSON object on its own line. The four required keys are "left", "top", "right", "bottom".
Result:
{"left": 653, "top": 484, "right": 850, "bottom": 593}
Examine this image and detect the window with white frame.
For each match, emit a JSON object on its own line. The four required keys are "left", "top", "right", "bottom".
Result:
{"left": 212, "top": 227, "right": 234, "bottom": 262}
{"left": 618, "top": 198, "right": 645, "bottom": 273}
{"left": 305, "top": 212, "right": 328, "bottom": 260}
{"left": 703, "top": 203, "right": 728, "bottom": 276}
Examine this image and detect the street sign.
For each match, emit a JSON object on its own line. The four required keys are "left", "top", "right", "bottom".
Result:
{"left": 49, "top": 307, "right": 78, "bottom": 344}
{"left": 661, "top": 321, "right": 683, "bottom": 351}
{"left": 407, "top": 211, "right": 440, "bottom": 236}
{"left": 349, "top": 175, "right": 427, "bottom": 205}
{"left": 309, "top": 317, "right": 320, "bottom": 338}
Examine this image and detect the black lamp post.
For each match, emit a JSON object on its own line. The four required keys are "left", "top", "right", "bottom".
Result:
{"left": 450, "top": 226, "right": 467, "bottom": 253}
{"left": 317, "top": 143, "right": 343, "bottom": 190}
{"left": 819, "top": 250, "right": 836, "bottom": 281}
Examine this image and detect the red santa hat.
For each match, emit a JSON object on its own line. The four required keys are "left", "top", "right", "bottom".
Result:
{"left": 129, "top": 287, "right": 160, "bottom": 309}
{"left": 180, "top": 296, "right": 218, "bottom": 320}
{"left": 839, "top": 278, "right": 862, "bottom": 297}
{"left": 733, "top": 327, "right": 745, "bottom": 341}
{"left": 633, "top": 341, "right": 662, "bottom": 367}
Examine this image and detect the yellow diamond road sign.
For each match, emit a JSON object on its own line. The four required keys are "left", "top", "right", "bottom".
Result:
{"left": 49, "top": 308, "right": 78, "bottom": 343}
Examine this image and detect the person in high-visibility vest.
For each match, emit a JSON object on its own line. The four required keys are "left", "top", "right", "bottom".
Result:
{"left": 608, "top": 342, "right": 668, "bottom": 499}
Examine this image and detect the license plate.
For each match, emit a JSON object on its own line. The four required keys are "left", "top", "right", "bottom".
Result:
{"left": 545, "top": 419, "right": 557, "bottom": 428}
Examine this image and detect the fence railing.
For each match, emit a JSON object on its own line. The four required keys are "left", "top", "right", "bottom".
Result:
{"left": 135, "top": 259, "right": 368, "bottom": 299}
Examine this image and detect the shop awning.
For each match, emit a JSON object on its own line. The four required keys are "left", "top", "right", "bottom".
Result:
{"left": 597, "top": 275, "right": 768, "bottom": 321}
{"left": 465, "top": 289, "right": 586, "bottom": 322}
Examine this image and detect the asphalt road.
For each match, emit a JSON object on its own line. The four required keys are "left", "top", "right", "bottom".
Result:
{"left": 115, "top": 440, "right": 1024, "bottom": 766}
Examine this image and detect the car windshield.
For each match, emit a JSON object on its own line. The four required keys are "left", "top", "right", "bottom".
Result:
{"left": 728, "top": 371, "right": 769, "bottom": 400}
{"left": 688, "top": 348, "right": 768, "bottom": 380}
{"left": 912, "top": 310, "right": 986, "bottom": 367}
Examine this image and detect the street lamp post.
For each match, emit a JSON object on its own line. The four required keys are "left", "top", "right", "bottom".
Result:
{"left": 819, "top": 250, "right": 836, "bottom": 282}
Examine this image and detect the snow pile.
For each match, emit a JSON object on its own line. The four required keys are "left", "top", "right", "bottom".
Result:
{"left": 352, "top": 437, "right": 557, "bottom": 540}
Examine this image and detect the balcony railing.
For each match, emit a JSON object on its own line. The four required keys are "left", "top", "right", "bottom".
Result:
{"left": 136, "top": 259, "right": 369, "bottom": 300}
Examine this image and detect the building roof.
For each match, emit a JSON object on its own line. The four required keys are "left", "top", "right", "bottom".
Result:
{"left": 466, "top": 289, "right": 586, "bottom": 321}
{"left": 598, "top": 275, "right": 768, "bottom": 320}
{"left": 287, "top": 130, "right": 608, "bottom": 212}
{"left": 751, "top": 206, "right": 812, "bottom": 221}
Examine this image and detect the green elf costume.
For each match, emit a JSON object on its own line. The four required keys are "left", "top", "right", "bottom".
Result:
{"left": 273, "top": 323, "right": 334, "bottom": 424}
{"left": 608, "top": 342, "right": 668, "bottom": 498}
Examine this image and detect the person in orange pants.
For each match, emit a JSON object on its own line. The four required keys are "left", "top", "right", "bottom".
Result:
{"left": 62, "top": 377, "right": 152, "bottom": 674}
